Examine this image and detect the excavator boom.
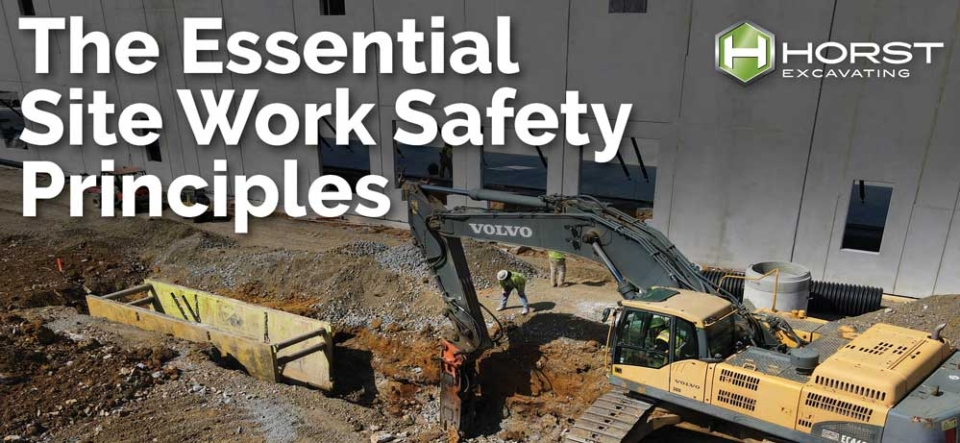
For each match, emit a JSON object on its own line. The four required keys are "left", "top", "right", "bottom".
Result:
{"left": 405, "top": 183, "right": 728, "bottom": 354}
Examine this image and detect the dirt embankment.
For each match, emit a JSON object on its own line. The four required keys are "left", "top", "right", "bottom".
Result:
{"left": 0, "top": 212, "right": 616, "bottom": 442}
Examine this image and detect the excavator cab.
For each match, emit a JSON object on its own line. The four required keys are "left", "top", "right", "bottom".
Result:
{"left": 607, "top": 288, "right": 741, "bottom": 397}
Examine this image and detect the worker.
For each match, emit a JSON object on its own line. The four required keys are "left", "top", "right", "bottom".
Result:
{"left": 438, "top": 144, "right": 453, "bottom": 179}
{"left": 548, "top": 250, "right": 566, "bottom": 287}
{"left": 649, "top": 317, "right": 671, "bottom": 350}
{"left": 496, "top": 269, "right": 529, "bottom": 315}
{"left": 647, "top": 316, "right": 672, "bottom": 367}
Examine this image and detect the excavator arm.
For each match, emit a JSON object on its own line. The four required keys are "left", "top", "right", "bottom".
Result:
{"left": 405, "top": 183, "right": 728, "bottom": 354}
{"left": 403, "top": 183, "right": 787, "bottom": 436}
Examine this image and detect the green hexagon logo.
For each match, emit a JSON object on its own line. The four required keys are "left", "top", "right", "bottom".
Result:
{"left": 715, "top": 21, "right": 776, "bottom": 85}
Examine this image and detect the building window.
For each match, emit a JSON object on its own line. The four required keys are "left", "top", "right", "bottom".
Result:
{"left": 841, "top": 180, "right": 893, "bottom": 253}
{"left": 133, "top": 117, "right": 162, "bottom": 162}
{"left": 0, "top": 92, "right": 27, "bottom": 150}
{"left": 609, "top": 0, "right": 647, "bottom": 14}
{"left": 320, "top": 138, "right": 370, "bottom": 187}
{"left": 393, "top": 120, "right": 453, "bottom": 196}
{"left": 580, "top": 137, "right": 657, "bottom": 220}
{"left": 319, "top": 0, "right": 345, "bottom": 16}
{"left": 145, "top": 143, "right": 162, "bottom": 162}
{"left": 18, "top": 0, "right": 36, "bottom": 16}
{"left": 482, "top": 149, "right": 548, "bottom": 198}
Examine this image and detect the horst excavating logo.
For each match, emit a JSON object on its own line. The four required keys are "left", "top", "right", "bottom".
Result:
{"left": 715, "top": 21, "right": 776, "bottom": 84}
{"left": 469, "top": 223, "right": 533, "bottom": 238}
{"left": 716, "top": 21, "right": 945, "bottom": 84}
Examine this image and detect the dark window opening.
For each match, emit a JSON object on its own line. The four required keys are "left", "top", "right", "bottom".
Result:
{"left": 609, "top": 0, "right": 647, "bottom": 14}
{"left": 319, "top": 0, "right": 345, "bottom": 16}
{"left": 145, "top": 143, "right": 162, "bottom": 162}
{"left": 18, "top": 0, "right": 36, "bottom": 16}
{"left": 841, "top": 180, "right": 892, "bottom": 253}
{"left": 580, "top": 137, "right": 657, "bottom": 220}
{"left": 482, "top": 149, "right": 548, "bottom": 202}
{"left": 133, "top": 116, "right": 162, "bottom": 162}
{"left": 393, "top": 122, "right": 452, "bottom": 187}
{"left": 0, "top": 92, "right": 27, "bottom": 150}
{"left": 320, "top": 138, "right": 370, "bottom": 187}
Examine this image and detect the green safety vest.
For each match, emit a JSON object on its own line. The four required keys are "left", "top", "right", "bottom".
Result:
{"left": 499, "top": 272, "right": 527, "bottom": 293}
{"left": 548, "top": 251, "right": 566, "bottom": 261}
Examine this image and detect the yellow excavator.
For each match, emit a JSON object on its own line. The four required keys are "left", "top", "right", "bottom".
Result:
{"left": 403, "top": 183, "right": 960, "bottom": 443}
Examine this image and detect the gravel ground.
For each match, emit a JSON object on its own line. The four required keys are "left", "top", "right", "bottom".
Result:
{"left": 840, "top": 293, "right": 960, "bottom": 344}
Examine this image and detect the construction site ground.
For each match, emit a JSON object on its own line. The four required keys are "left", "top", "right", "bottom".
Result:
{"left": 1, "top": 166, "right": 958, "bottom": 443}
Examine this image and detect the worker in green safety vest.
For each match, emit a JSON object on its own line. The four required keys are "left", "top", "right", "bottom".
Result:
{"left": 439, "top": 144, "right": 453, "bottom": 179}
{"left": 548, "top": 250, "right": 566, "bottom": 287}
{"left": 496, "top": 270, "right": 529, "bottom": 315}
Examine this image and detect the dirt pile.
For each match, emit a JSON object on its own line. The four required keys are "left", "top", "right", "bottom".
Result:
{"left": 841, "top": 293, "right": 960, "bottom": 344}
{"left": 334, "top": 239, "right": 547, "bottom": 289}
{"left": 148, "top": 235, "right": 445, "bottom": 330}
{"left": 462, "top": 240, "right": 545, "bottom": 289}
{"left": 0, "top": 314, "right": 179, "bottom": 440}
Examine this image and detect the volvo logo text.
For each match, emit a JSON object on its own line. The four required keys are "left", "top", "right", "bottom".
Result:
{"left": 468, "top": 223, "right": 533, "bottom": 238}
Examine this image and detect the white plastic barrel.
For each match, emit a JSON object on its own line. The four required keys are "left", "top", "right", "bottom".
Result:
{"left": 743, "top": 261, "right": 811, "bottom": 312}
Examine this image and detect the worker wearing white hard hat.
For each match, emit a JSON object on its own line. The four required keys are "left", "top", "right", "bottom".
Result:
{"left": 497, "top": 270, "right": 529, "bottom": 315}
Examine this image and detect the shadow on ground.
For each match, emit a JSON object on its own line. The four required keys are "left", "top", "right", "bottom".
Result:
{"left": 472, "top": 313, "right": 610, "bottom": 436}
{"left": 329, "top": 332, "right": 379, "bottom": 406}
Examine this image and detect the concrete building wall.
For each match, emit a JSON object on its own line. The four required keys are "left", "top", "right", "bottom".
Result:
{"left": 792, "top": 0, "right": 960, "bottom": 293}
{"left": 2, "top": 0, "right": 959, "bottom": 296}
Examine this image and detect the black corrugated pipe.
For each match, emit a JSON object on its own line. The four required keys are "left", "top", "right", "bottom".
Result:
{"left": 807, "top": 281, "right": 883, "bottom": 317}
{"left": 700, "top": 269, "right": 745, "bottom": 302}
{"left": 698, "top": 269, "right": 883, "bottom": 317}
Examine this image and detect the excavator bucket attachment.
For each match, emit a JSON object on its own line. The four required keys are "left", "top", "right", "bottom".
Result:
{"left": 439, "top": 340, "right": 477, "bottom": 437}
{"left": 86, "top": 279, "right": 333, "bottom": 390}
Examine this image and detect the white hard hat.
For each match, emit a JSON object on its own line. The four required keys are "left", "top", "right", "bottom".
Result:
{"left": 497, "top": 270, "right": 509, "bottom": 281}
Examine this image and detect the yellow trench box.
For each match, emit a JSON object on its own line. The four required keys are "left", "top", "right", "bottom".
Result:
{"left": 86, "top": 279, "right": 333, "bottom": 390}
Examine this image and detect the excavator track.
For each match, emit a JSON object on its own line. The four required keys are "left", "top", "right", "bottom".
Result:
{"left": 565, "top": 390, "right": 660, "bottom": 443}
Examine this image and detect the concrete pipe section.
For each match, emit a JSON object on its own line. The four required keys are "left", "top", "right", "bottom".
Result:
{"left": 743, "top": 261, "right": 812, "bottom": 312}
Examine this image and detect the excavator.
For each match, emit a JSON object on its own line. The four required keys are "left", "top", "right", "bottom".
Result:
{"left": 403, "top": 182, "right": 960, "bottom": 443}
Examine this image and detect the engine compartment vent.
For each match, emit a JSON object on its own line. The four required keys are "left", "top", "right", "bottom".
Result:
{"left": 814, "top": 376, "right": 887, "bottom": 402}
{"left": 857, "top": 341, "right": 894, "bottom": 355}
{"left": 805, "top": 392, "right": 874, "bottom": 422}
{"left": 717, "top": 389, "right": 757, "bottom": 411}
{"left": 719, "top": 369, "right": 760, "bottom": 391}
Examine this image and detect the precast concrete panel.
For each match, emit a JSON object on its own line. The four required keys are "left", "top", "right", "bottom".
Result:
{"left": 463, "top": 0, "right": 569, "bottom": 109}
{"left": 373, "top": 0, "right": 466, "bottom": 109}
{"left": 220, "top": 0, "right": 316, "bottom": 206}
{"left": 173, "top": 0, "right": 239, "bottom": 185}
{"left": 933, "top": 190, "right": 960, "bottom": 294}
{"left": 102, "top": 0, "right": 178, "bottom": 184}
{"left": 567, "top": 0, "right": 690, "bottom": 124}
{"left": 895, "top": 17, "right": 960, "bottom": 296}
{"left": 142, "top": 0, "right": 196, "bottom": 182}
{"left": 808, "top": 0, "right": 960, "bottom": 291}
{"left": 672, "top": 0, "right": 834, "bottom": 269}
